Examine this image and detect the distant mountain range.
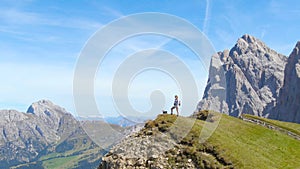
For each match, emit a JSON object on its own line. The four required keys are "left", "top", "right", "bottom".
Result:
{"left": 77, "top": 115, "right": 151, "bottom": 127}
{"left": 196, "top": 34, "right": 300, "bottom": 123}
{"left": 0, "top": 100, "right": 137, "bottom": 169}
{"left": 103, "top": 116, "right": 154, "bottom": 127}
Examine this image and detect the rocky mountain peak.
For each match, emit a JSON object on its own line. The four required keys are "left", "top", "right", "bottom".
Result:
{"left": 198, "top": 35, "right": 300, "bottom": 123}
{"left": 27, "top": 99, "right": 70, "bottom": 116}
{"left": 197, "top": 34, "right": 287, "bottom": 118}
{"left": 241, "top": 34, "right": 256, "bottom": 43}
{"left": 232, "top": 34, "right": 281, "bottom": 60}
{"left": 233, "top": 34, "right": 259, "bottom": 54}
{"left": 24, "top": 99, "right": 77, "bottom": 143}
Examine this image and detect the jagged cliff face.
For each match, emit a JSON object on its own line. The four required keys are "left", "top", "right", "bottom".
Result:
{"left": 197, "top": 35, "right": 287, "bottom": 118}
{"left": 274, "top": 42, "right": 300, "bottom": 123}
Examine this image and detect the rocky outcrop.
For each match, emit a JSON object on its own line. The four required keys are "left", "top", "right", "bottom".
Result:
{"left": 99, "top": 114, "right": 233, "bottom": 169}
{"left": 99, "top": 117, "right": 178, "bottom": 169}
{"left": 274, "top": 42, "right": 300, "bottom": 123}
{"left": 99, "top": 135, "right": 175, "bottom": 169}
{"left": 197, "top": 34, "right": 287, "bottom": 118}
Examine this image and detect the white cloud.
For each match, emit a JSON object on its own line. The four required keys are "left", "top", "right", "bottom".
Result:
{"left": 203, "top": 0, "right": 211, "bottom": 34}
{"left": 268, "top": 1, "right": 300, "bottom": 17}
{"left": 0, "top": 7, "right": 103, "bottom": 31}
{"left": 101, "top": 6, "right": 124, "bottom": 18}
{"left": 0, "top": 8, "right": 39, "bottom": 24}
{"left": 39, "top": 16, "right": 103, "bottom": 30}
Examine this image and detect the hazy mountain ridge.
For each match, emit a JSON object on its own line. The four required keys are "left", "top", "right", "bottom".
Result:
{"left": 103, "top": 116, "right": 154, "bottom": 127}
{"left": 197, "top": 34, "right": 300, "bottom": 123}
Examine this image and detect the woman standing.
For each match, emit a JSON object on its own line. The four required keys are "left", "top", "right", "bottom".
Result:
{"left": 171, "top": 95, "right": 181, "bottom": 116}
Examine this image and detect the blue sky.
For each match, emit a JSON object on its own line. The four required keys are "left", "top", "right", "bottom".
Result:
{"left": 0, "top": 0, "right": 300, "bottom": 117}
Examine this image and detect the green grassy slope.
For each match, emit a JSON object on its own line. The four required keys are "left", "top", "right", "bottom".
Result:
{"left": 145, "top": 113, "right": 300, "bottom": 169}
{"left": 11, "top": 139, "right": 105, "bottom": 169}
{"left": 11, "top": 128, "right": 107, "bottom": 169}
{"left": 40, "top": 148, "right": 103, "bottom": 169}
